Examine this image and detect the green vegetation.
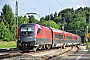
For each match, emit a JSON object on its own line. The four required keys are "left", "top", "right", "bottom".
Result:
{"left": 83, "top": 43, "right": 87, "bottom": 46}
{"left": 87, "top": 42, "right": 90, "bottom": 45}
{"left": 88, "top": 42, "right": 90, "bottom": 53}
{"left": 83, "top": 42, "right": 90, "bottom": 46}
{"left": 84, "top": 42, "right": 90, "bottom": 53}
{"left": 0, "top": 4, "right": 15, "bottom": 42}
{"left": 0, "top": 3, "right": 90, "bottom": 43}
{"left": 87, "top": 42, "right": 90, "bottom": 48}
{"left": 0, "top": 41, "right": 16, "bottom": 48}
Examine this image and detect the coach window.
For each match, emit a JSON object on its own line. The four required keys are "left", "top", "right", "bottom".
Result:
{"left": 60, "top": 35, "right": 63, "bottom": 39}
{"left": 74, "top": 37, "right": 77, "bottom": 40}
{"left": 55, "top": 34, "right": 63, "bottom": 39}
{"left": 55, "top": 34, "right": 59, "bottom": 38}
{"left": 66, "top": 36, "right": 72, "bottom": 39}
{"left": 37, "top": 28, "right": 41, "bottom": 34}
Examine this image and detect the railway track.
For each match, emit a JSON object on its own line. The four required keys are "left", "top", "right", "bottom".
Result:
{"left": 0, "top": 52, "right": 22, "bottom": 59}
{"left": 0, "top": 45, "right": 80, "bottom": 60}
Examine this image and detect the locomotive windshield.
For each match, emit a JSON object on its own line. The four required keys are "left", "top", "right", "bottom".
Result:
{"left": 21, "top": 26, "right": 34, "bottom": 35}
{"left": 19, "top": 24, "right": 35, "bottom": 42}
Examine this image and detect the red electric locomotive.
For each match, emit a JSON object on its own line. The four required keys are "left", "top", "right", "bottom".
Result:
{"left": 17, "top": 23, "right": 52, "bottom": 52}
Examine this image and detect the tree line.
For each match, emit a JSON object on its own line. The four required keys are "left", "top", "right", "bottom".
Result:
{"left": 0, "top": 4, "right": 90, "bottom": 43}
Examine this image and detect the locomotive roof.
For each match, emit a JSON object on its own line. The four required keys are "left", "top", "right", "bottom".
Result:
{"left": 50, "top": 28, "right": 63, "bottom": 33}
{"left": 20, "top": 23, "right": 35, "bottom": 26}
{"left": 19, "top": 23, "right": 80, "bottom": 38}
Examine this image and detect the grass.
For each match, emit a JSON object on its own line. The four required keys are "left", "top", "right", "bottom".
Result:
{"left": 83, "top": 42, "right": 90, "bottom": 46}
{"left": 0, "top": 41, "right": 16, "bottom": 48}
{"left": 87, "top": 42, "right": 90, "bottom": 54}
{"left": 84, "top": 42, "right": 90, "bottom": 54}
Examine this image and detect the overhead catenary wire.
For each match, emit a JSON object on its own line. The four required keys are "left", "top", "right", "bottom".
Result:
{"left": 18, "top": 1, "right": 52, "bottom": 18}
{"left": 18, "top": 2, "right": 48, "bottom": 17}
{"left": 63, "top": 0, "right": 69, "bottom": 7}
{"left": 56, "top": 0, "right": 64, "bottom": 8}
{"left": 0, "top": 0, "right": 30, "bottom": 13}
{"left": 0, "top": 0, "right": 48, "bottom": 17}
{"left": 18, "top": 2, "right": 48, "bottom": 14}
{"left": 56, "top": 0, "right": 74, "bottom": 16}
{"left": 57, "top": 0, "right": 78, "bottom": 35}
{"left": 0, "top": 0, "right": 15, "bottom": 7}
{"left": 1, "top": 0, "right": 73, "bottom": 18}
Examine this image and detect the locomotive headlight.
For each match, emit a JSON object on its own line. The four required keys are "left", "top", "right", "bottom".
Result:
{"left": 18, "top": 38, "right": 20, "bottom": 40}
{"left": 20, "top": 41, "right": 22, "bottom": 43}
{"left": 26, "top": 44, "right": 27, "bottom": 46}
{"left": 18, "top": 43, "right": 21, "bottom": 46}
{"left": 33, "top": 37, "right": 36, "bottom": 41}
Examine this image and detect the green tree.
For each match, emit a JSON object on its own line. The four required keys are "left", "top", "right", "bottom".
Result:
{"left": 50, "top": 20, "right": 59, "bottom": 29}
{"left": 54, "top": 12, "right": 57, "bottom": 18}
{"left": 53, "top": 16, "right": 61, "bottom": 23}
{"left": 45, "top": 15, "right": 49, "bottom": 20}
{"left": 28, "top": 15, "right": 38, "bottom": 23}
{"left": 1, "top": 4, "right": 15, "bottom": 41}
{"left": 40, "top": 17, "right": 45, "bottom": 21}
{"left": 50, "top": 13, "right": 53, "bottom": 20}
{"left": 39, "top": 20, "right": 59, "bottom": 29}
{"left": 0, "top": 22, "right": 12, "bottom": 41}
{"left": 18, "top": 16, "right": 29, "bottom": 26}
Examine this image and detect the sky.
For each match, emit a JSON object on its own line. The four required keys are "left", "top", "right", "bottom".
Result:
{"left": 0, "top": 0, "right": 90, "bottom": 20}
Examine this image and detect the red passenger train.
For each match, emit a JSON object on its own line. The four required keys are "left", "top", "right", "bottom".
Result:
{"left": 17, "top": 23, "right": 81, "bottom": 52}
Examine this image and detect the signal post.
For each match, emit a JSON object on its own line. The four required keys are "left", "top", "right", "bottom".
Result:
{"left": 86, "top": 14, "right": 89, "bottom": 50}
{"left": 61, "top": 13, "right": 66, "bottom": 49}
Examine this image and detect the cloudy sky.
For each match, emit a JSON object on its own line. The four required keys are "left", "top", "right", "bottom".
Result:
{"left": 0, "top": 0, "right": 90, "bottom": 20}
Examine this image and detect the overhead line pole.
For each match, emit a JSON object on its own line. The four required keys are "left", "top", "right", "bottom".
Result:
{"left": 62, "top": 13, "right": 65, "bottom": 49}
{"left": 86, "top": 14, "right": 89, "bottom": 49}
{"left": 15, "top": 0, "right": 18, "bottom": 39}
{"left": 49, "top": 7, "right": 51, "bottom": 27}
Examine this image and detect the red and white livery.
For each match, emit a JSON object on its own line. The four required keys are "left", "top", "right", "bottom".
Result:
{"left": 17, "top": 23, "right": 81, "bottom": 52}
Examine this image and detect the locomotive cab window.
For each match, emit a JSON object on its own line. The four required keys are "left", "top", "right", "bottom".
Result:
{"left": 28, "top": 27, "right": 34, "bottom": 34}
{"left": 21, "top": 27, "right": 27, "bottom": 35}
{"left": 37, "top": 28, "right": 41, "bottom": 34}
{"left": 21, "top": 26, "right": 34, "bottom": 35}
